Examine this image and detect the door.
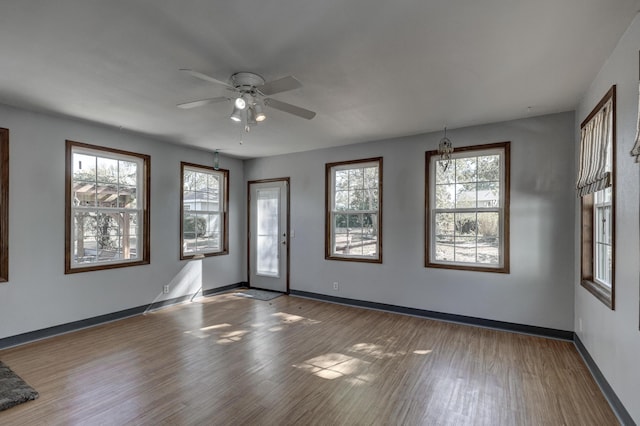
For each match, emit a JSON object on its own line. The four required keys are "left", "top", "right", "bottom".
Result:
{"left": 248, "top": 179, "right": 289, "bottom": 292}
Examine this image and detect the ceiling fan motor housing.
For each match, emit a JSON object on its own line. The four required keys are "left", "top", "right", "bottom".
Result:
{"left": 231, "top": 72, "right": 265, "bottom": 96}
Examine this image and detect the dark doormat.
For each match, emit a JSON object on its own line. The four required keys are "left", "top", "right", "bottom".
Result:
{"left": 0, "top": 361, "right": 39, "bottom": 411}
{"left": 233, "top": 289, "right": 283, "bottom": 301}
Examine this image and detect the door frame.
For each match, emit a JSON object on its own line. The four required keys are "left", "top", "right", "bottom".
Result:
{"left": 247, "top": 177, "right": 290, "bottom": 293}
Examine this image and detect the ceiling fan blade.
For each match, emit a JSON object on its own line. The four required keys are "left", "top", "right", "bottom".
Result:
{"left": 177, "top": 97, "right": 229, "bottom": 109}
{"left": 257, "top": 76, "right": 302, "bottom": 96}
{"left": 180, "top": 69, "right": 232, "bottom": 89}
{"left": 264, "top": 98, "right": 316, "bottom": 120}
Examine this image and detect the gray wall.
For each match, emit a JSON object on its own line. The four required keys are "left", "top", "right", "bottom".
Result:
{"left": 575, "top": 14, "right": 640, "bottom": 424}
{"left": 0, "top": 103, "right": 245, "bottom": 340}
{"left": 245, "top": 111, "right": 576, "bottom": 330}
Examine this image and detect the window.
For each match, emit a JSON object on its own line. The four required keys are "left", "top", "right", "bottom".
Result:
{"left": 0, "top": 128, "right": 8, "bottom": 282}
{"left": 65, "top": 140, "right": 150, "bottom": 273}
{"left": 180, "top": 162, "right": 228, "bottom": 259}
{"left": 426, "top": 142, "right": 510, "bottom": 273}
{"left": 325, "top": 157, "right": 382, "bottom": 263}
{"left": 578, "top": 85, "right": 616, "bottom": 309}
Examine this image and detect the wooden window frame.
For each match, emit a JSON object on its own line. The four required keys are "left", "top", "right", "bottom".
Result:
{"left": 65, "top": 140, "right": 150, "bottom": 274}
{"left": 325, "top": 157, "right": 383, "bottom": 263}
{"left": 425, "top": 142, "right": 511, "bottom": 273}
{"left": 0, "top": 128, "right": 8, "bottom": 282}
{"left": 580, "top": 85, "right": 616, "bottom": 309}
{"left": 180, "top": 162, "right": 229, "bottom": 260}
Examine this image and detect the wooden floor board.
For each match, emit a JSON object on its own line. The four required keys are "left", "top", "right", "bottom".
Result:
{"left": 0, "top": 293, "right": 619, "bottom": 425}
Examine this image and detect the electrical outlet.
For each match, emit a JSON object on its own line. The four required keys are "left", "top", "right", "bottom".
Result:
{"left": 578, "top": 318, "right": 583, "bottom": 333}
{"left": 333, "top": 282, "right": 339, "bottom": 291}
{"left": 163, "top": 285, "right": 169, "bottom": 294}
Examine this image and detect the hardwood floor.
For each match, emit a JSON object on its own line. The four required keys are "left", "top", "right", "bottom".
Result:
{"left": 0, "top": 293, "right": 618, "bottom": 425}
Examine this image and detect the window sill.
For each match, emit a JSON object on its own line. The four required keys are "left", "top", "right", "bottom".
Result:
{"left": 425, "top": 261, "right": 509, "bottom": 274}
{"left": 581, "top": 279, "right": 613, "bottom": 309}
{"left": 325, "top": 255, "right": 382, "bottom": 264}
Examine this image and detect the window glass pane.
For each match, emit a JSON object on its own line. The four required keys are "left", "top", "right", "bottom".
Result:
{"left": 436, "top": 184, "right": 455, "bottom": 209}
{"left": 74, "top": 182, "right": 96, "bottom": 207}
{"left": 455, "top": 157, "right": 477, "bottom": 183}
{"left": 335, "top": 170, "right": 349, "bottom": 190}
{"left": 477, "top": 212, "right": 499, "bottom": 264}
{"left": 477, "top": 181, "right": 499, "bottom": 207}
{"left": 97, "top": 157, "right": 118, "bottom": 183}
{"left": 73, "top": 211, "right": 97, "bottom": 263}
{"left": 183, "top": 213, "right": 198, "bottom": 253}
{"left": 194, "top": 171, "right": 208, "bottom": 192}
{"left": 364, "top": 167, "right": 378, "bottom": 189}
{"left": 436, "top": 161, "right": 455, "bottom": 184}
{"left": 119, "top": 185, "right": 137, "bottom": 208}
{"left": 184, "top": 170, "right": 195, "bottom": 191}
{"left": 454, "top": 236, "right": 477, "bottom": 263}
{"left": 455, "top": 183, "right": 477, "bottom": 208}
{"left": 335, "top": 190, "right": 348, "bottom": 211}
{"left": 118, "top": 160, "right": 137, "bottom": 186}
{"left": 349, "top": 189, "right": 365, "bottom": 210}
{"left": 455, "top": 213, "right": 477, "bottom": 237}
{"left": 435, "top": 213, "right": 454, "bottom": 261}
{"left": 477, "top": 155, "right": 500, "bottom": 181}
{"left": 123, "top": 212, "right": 138, "bottom": 260}
{"left": 368, "top": 188, "right": 379, "bottom": 209}
{"left": 348, "top": 168, "right": 364, "bottom": 190}
{"left": 96, "top": 183, "right": 118, "bottom": 207}
{"left": 73, "top": 154, "right": 96, "bottom": 182}
{"left": 256, "top": 188, "right": 279, "bottom": 277}
{"left": 208, "top": 173, "right": 220, "bottom": 192}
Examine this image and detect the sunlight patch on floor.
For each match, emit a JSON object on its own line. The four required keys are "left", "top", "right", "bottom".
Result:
{"left": 201, "top": 323, "right": 232, "bottom": 331}
{"left": 348, "top": 342, "right": 407, "bottom": 359}
{"left": 216, "top": 329, "right": 250, "bottom": 344}
{"left": 293, "top": 352, "right": 372, "bottom": 384}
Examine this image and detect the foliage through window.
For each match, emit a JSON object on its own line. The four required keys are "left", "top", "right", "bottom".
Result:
{"left": 181, "top": 162, "right": 228, "bottom": 259}
{"left": 578, "top": 85, "right": 615, "bottom": 309}
{"left": 426, "top": 142, "right": 510, "bottom": 273}
{"left": 325, "top": 157, "right": 382, "bottom": 263}
{"left": 65, "top": 141, "right": 150, "bottom": 273}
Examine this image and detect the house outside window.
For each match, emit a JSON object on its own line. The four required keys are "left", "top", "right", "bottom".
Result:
{"left": 65, "top": 140, "right": 150, "bottom": 273}
{"left": 426, "top": 142, "right": 510, "bottom": 273}
{"left": 325, "top": 157, "right": 382, "bottom": 263}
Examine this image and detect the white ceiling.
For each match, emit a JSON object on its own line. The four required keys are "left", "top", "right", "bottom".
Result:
{"left": 1, "top": 0, "right": 638, "bottom": 159}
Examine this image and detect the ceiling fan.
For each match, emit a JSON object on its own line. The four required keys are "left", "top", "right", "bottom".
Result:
{"left": 178, "top": 69, "right": 316, "bottom": 131}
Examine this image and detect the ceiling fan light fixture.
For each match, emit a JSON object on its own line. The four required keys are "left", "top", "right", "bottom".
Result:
{"left": 234, "top": 97, "right": 246, "bottom": 110}
{"left": 253, "top": 103, "right": 266, "bottom": 122}
{"left": 230, "top": 104, "right": 243, "bottom": 122}
{"left": 247, "top": 107, "right": 257, "bottom": 126}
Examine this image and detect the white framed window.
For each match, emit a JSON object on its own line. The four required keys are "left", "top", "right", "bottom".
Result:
{"left": 578, "top": 85, "right": 616, "bottom": 309}
{"left": 426, "top": 142, "right": 510, "bottom": 273}
{"left": 65, "top": 140, "right": 150, "bottom": 273}
{"left": 325, "top": 157, "right": 382, "bottom": 263}
{"left": 180, "top": 162, "right": 228, "bottom": 259}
